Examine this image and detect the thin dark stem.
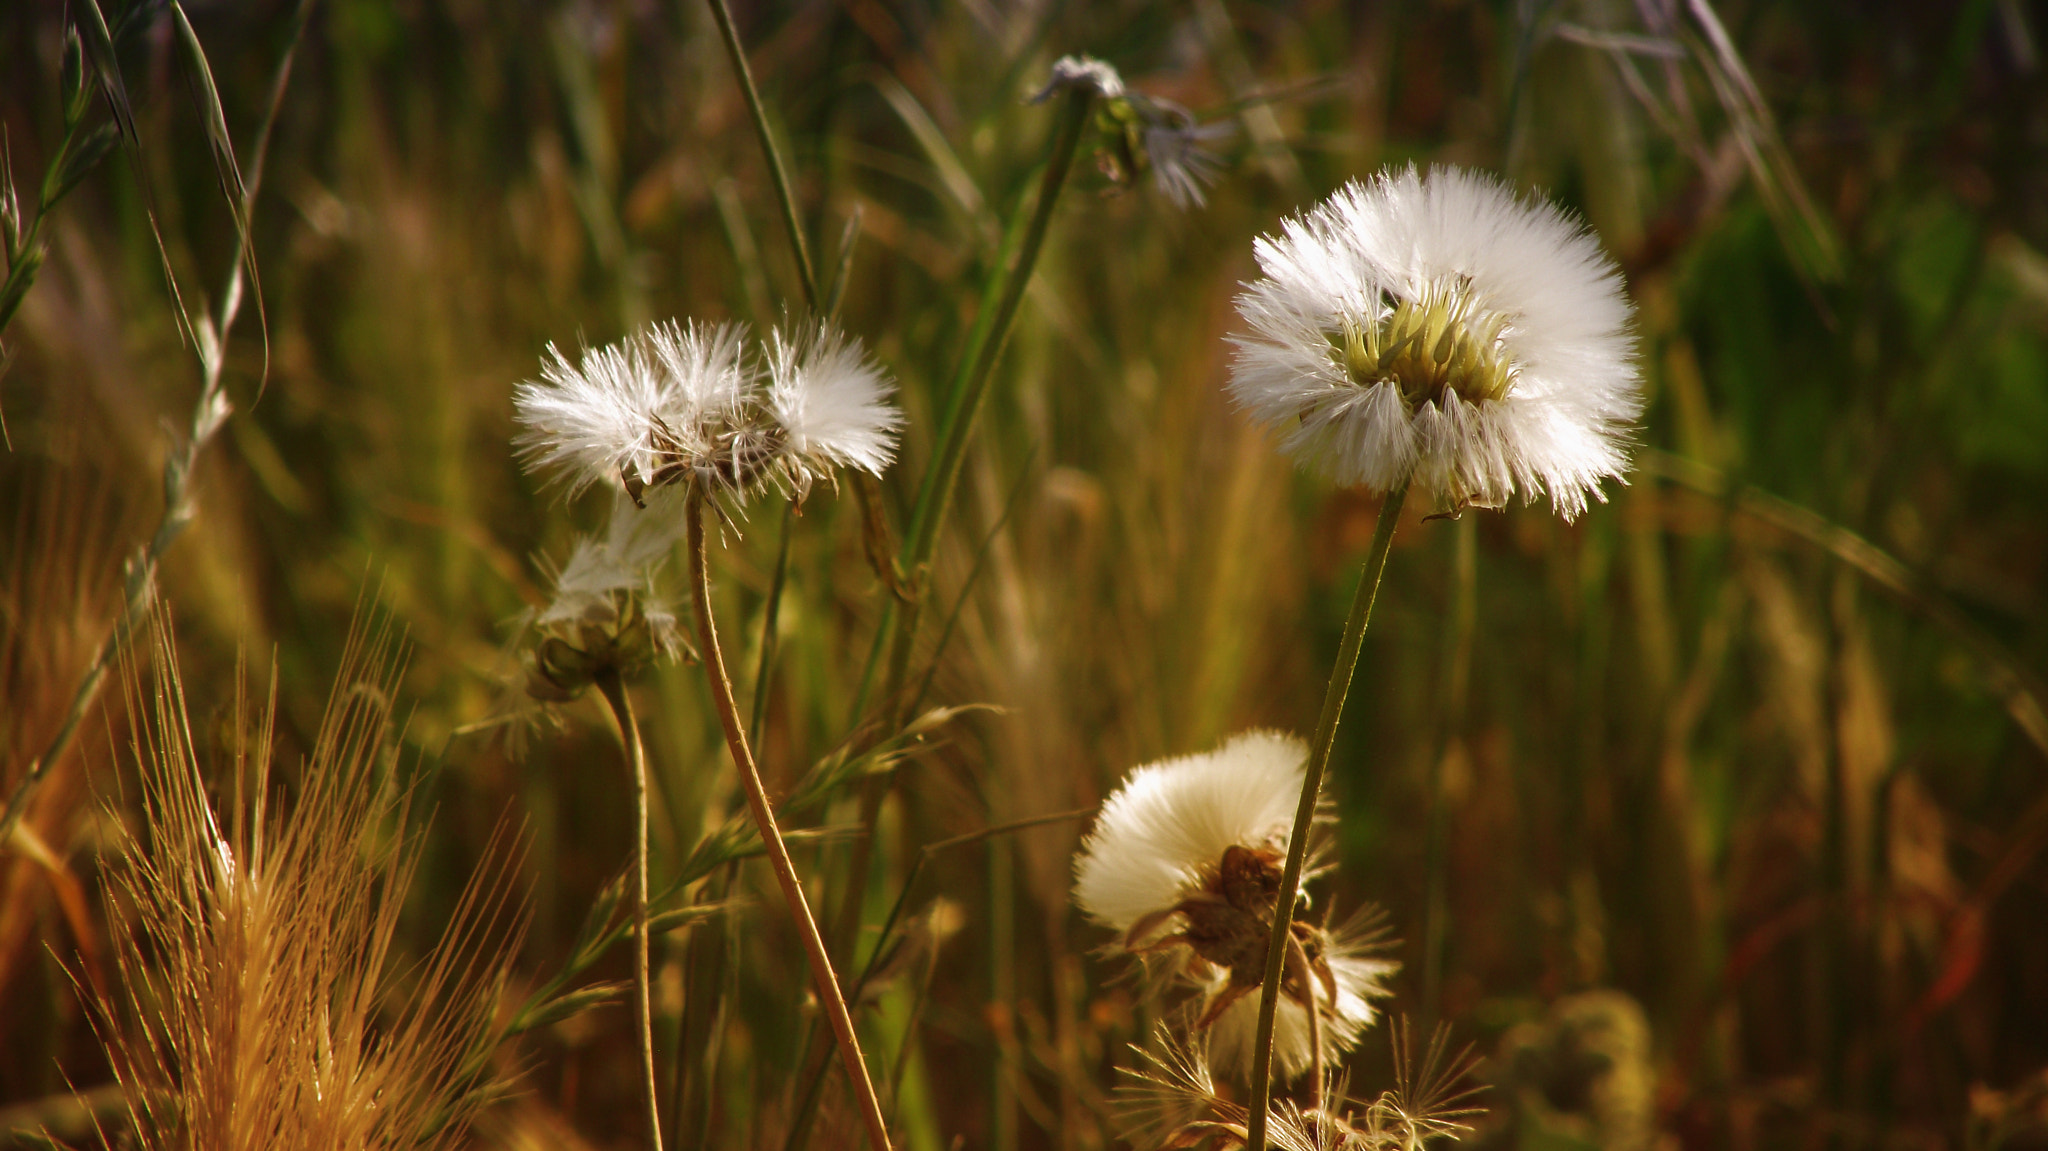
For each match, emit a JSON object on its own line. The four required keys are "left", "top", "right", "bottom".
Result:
{"left": 749, "top": 502, "right": 796, "bottom": 748}
{"left": 687, "top": 492, "right": 894, "bottom": 1151}
{"left": 594, "top": 668, "right": 665, "bottom": 1151}
{"left": 1298, "top": 933, "right": 1324, "bottom": 1115}
{"left": 1245, "top": 483, "right": 1408, "bottom": 1151}
{"left": 704, "top": 0, "right": 817, "bottom": 312}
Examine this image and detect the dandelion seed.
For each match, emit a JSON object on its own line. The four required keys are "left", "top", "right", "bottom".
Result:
{"left": 1229, "top": 165, "right": 1641, "bottom": 519}
{"left": 1072, "top": 731, "right": 1395, "bottom": 1080}
{"left": 1137, "top": 99, "right": 1232, "bottom": 209}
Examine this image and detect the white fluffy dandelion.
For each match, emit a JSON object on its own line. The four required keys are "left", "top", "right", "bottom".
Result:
{"left": 513, "top": 318, "right": 900, "bottom": 507}
{"left": 763, "top": 321, "right": 904, "bottom": 499}
{"left": 1229, "top": 165, "right": 1641, "bottom": 519}
{"left": 1073, "top": 732, "right": 1394, "bottom": 1081}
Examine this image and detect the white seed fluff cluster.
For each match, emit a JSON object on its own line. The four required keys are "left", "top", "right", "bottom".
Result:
{"left": 514, "top": 318, "right": 901, "bottom": 504}
{"left": 1204, "top": 929, "right": 1396, "bottom": 1081}
{"left": 1229, "top": 165, "right": 1642, "bottom": 519}
{"left": 537, "top": 487, "right": 687, "bottom": 651}
{"left": 1072, "top": 731, "right": 1393, "bottom": 1081}
{"left": 1073, "top": 730, "right": 1306, "bottom": 934}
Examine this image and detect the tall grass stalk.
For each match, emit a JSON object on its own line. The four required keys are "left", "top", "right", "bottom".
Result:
{"left": 686, "top": 491, "right": 894, "bottom": 1151}
{"left": 704, "top": 0, "right": 818, "bottom": 312}
{"left": 861, "top": 84, "right": 1098, "bottom": 723}
{"left": 0, "top": 0, "right": 305, "bottom": 844}
{"left": 1245, "top": 483, "right": 1409, "bottom": 1151}
{"left": 593, "top": 668, "right": 664, "bottom": 1151}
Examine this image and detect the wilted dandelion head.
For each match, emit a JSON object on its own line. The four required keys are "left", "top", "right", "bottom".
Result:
{"left": 513, "top": 318, "right": 900, "bottom": 508}
{"left": 1229, "top": 165, "right": 1641, "bottom": 519}
{"left": 1091, "top": 92, "right": 1234, "bottom": 210}
{"left": 526, "top": 488, "right": 690, "bottom": 700}
{"left": 1031, "top": 54, "right": 1125, "bottom": 103}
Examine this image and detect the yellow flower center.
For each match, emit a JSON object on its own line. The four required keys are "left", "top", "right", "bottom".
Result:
{"left": 1330, "top": 280, "right": 1517, "bottom": 410}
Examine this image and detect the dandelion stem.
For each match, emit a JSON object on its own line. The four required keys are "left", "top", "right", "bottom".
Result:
{"left": 687, "top": 492, "right": 894, "bottom": 1151}
{"left": 594, "top": 668, "right": 665, "bottom": 1151}
{"left": 704, "top": 0, "right": 818, "bottom": 312}
{"left": 1244, "top": 482, "right": 1408, "bottom": 1151}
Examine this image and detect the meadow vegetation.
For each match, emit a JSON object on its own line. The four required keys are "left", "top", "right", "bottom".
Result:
{"left": 2, "top": 1, "right": 2046, "bottom": 1148}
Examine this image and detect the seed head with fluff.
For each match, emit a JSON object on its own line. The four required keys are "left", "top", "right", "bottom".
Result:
{"left": 1229, "top": 165, "right": 1641, "bottom": 519}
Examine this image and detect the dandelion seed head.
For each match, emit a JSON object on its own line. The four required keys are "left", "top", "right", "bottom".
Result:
{"left": 764, "top": 321, "right": 903, "bottom": 498}
{"left": 514, "top": 319, "right": 899, "bottom": 508}
{"left": 1073, "top": 730, "right": 1307, "bottom": 933}
{"left": 1230, "top": 165, "right": 1641, "bottom": 519}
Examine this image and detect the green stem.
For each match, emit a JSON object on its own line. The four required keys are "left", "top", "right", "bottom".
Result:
{"left": 1244, "top": 483, "right": 1408, "bottom": 1150}
{"left": 705, "top": 0, "right": 817, "bottom": 312}
{"left": 688, "top": 493, "right": 894, "bottom": 1151}
{"left": 853, "top": 84, "right": 1096, "bottom": 724}
{"left": 595, "top": 669, "right": 665, "bottom": 1151}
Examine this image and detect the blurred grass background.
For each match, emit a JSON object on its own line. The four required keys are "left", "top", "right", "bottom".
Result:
{"left": 3, "top": 0, "right": 2047, "bottom": 1148}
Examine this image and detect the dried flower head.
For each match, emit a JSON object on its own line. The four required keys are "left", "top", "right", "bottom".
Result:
{"left": 1073, "top": 732, "right": 1394, "bottom": 1079}
{"left": 526, "top": 488, "right": 690, "bottom": 701}
{"left": 513, "top": 318, "right": 900, "bottom": 507}
{"left": 1229, "top": 165, "right": 1641, "bottom": 519}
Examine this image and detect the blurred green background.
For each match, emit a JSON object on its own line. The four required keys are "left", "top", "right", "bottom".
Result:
{"left": 3, "top": 0, "right": 2047, "bottom": 1147}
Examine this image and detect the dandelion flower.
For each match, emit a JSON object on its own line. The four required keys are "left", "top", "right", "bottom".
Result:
{"left": 513, "top": 319, "right": 900, "bottom": 506}
{"left": 1073, "top": 731, "right": 1394, "bottom": 1079}
{"left": 1229, "top": 165, "right": 1641, "bottom": 519}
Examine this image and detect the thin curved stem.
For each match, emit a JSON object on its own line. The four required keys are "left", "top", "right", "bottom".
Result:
{"left": 1245, "top": 483, "right": 1408, "bottom": 1151}
{"left": 595, "top": 668, "right": 665, "bottom": 1151}
{"left": 704, "top": 0, "right": 817, "bottom": 312}
{"left": 687, "top": 492, "right": 894, "bottom": 1151}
